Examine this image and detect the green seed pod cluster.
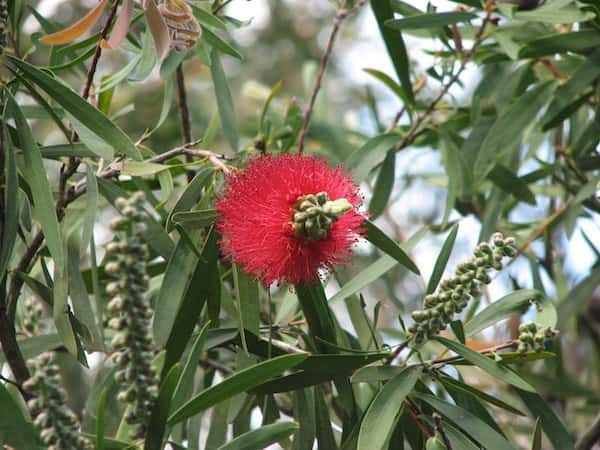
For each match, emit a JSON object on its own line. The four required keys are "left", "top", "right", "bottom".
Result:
{"left": 291, "top": 191, "right": 352, "bottom": 241}
{"left": 23, "top": 352, "right": 92, "bottom": 450}
{"left": 105, "top": 193, "right": 157, "bottom": 440}
{"left": 22, "top": 297, "right": 44, "bottom": 335}
{"left": 517, "top": 322, "right": 558, "bottom": 353}
{"left": 409, "top": 233, "right": 517, "bottom": 345}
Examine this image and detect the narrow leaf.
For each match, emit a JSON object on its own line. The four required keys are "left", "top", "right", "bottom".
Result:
{"left": 168, "top": 353, "right": 309, "bottom": 425}
{"left": 427, "top": 223, "right": 458, "bottom": 294}
{"left": 357, "top": 366, "right": 422, "bottom": 450}
{"left": 434, "top": 336, "right": 535, "bottom": 392}
{"left": 211, "top": 49, "right": 239, "bottom": 151}
{"left": 217, "top": 422, "right": 299, "bottom": 450}
{"left": 364, "top": 220, "right": 420, "bottom": 274}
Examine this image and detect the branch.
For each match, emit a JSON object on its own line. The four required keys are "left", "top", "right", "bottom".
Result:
{"left": 297, "top": 0, "right": 367, "bottom": 153}
{"left": 175, "top": 64, "right": 194, "bottom": 181}
{"left": 576, "top": 411, "right": 600, "bottom": 450}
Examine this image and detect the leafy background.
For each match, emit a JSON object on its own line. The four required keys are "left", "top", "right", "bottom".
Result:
{"left": 1, "top": 0, "right": 600, "bottom": 449}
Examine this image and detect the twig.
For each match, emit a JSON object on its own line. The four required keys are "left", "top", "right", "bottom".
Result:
{"left": 405, "top": 399, "right": 433, "bottom": 438}
{"left": 421, "top": 341, "right": 517, "bottom": 367}
{"left": 175, "top": 63, "right": 194, "bottom": 181}
{"left": 297, "top": 0, "right": 367, "bottom": 153}
{"left": 433, "top": 413, "right": 453, "bottom": 450}
{"left": 385, "top": 340, "right": 409, "bottom": 365}
{"left": 575, "top": 411, "right": 600, "bottom": 450}
{"left": 212, "top": 0, "right": 234, "bottom": 15}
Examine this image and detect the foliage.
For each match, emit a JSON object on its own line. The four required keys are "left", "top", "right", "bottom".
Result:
{"left": 0, "top": 0, "right": 599, "bottom": 449}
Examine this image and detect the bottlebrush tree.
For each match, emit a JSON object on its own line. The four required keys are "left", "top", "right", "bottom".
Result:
{"left": 0, "top": 0, "right": 599, "bottom": 449}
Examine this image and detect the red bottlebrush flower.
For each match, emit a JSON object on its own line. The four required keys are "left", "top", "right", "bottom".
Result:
{"left": 215, "top": 154, "right": 365, "bottom": 286}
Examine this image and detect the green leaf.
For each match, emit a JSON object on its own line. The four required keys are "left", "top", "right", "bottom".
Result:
{"left": 210, "top": 49, "right": 239, "bottom": 151}
{"left": 0, "top": 382, "right": 40, "bottom": 449}
{"left": 346, "top": 133, "right": 400, "bottom": 181}
{"left": 434, "top": 337, "right": 535, "bottom": 392}
{"left": 171, "top": 209, "right": 219, "bottom": 228}
{"left": 171, "top": 322, "right": 211, "bottom": 412}
{"left": 544, "top": 49, "right": 600, "bottom": 129}
{"left": 464, "top": 289, "right": 542, "bottom": 336}
{"left": 217, "top": 421, "right": 299, "bottom": 450}
{"left": 81, "top": 165, "right": 97, "bottom": 253}
{"left": 363, "top": 69, "right": 411, "bottom": 107}
{"left": 190, "top": 4, "right": 227, "bottom": 30}
{"left": 426, "top": 223, "right": 458, "bottom": 294}
{"left": 414, "top": 393, "right": 518, "bottom": 450}
{"left": 487, "top": 164, "right": 537, "bottom": 205}
{"left": 369, "top": 149, "right": 396, "bottom": 218}
{"left": 442, "top": 421, "right": 481, "bottom": 450}
{"left": 145, "top": 364, "right": 181, "bottom": 450}
{"left": 0, "top": 124, "right": 18, "bottom": 281}
{"left": 203, "top": 26, "right": 243, "bottom": 60}
{"left": 168, "top": 353, "right": 309, "bottom": 425}
{"left": 153, "top": 230, "right": 202, "bottom": 347}
{"left": 122, "top": 160, "right": 171, "bottom": 176}
{"left": 330, "top": 227, "right": 427, "bottom": 304}
{"left": 514, "top": 389, "right": 574, "bottom": 450}
{"left": 514, "top": 1, "right": 595, "bottom": 23}
{"left": 67, "top": 236, "right": 103, "bottom": 350}
{"left": 371, "top": 1, "right": 414, "bottom": 105}
{"left": 95, "top": 389, "right": 108, "bottom": 450}
{"left": 364, "top": 220, "right": 419, "bottom": 274}
{"left": 7, "top": 55, "right": 142, "bottom": 160}
{"left": 161, "top": 228, "right": 219, "bottom": 380}
{"left": 6, "top": 93, "right": 65, "bottom": 271}
{"left": 473, "top": 82, "right": 554, "bottom": 182}
{"left": 519, "top": 30, "right": 600, "bottom": 58}
{"left": 531, "top": 417, "right": 542, "bottom": 450}
{"left": 386, "top": 12, "right": 477, "bottom": 30}
{"left": 0, "top": 333, "right": 62, "bottom": 366}
{"left": 438, "top": 375, "right": 526, "bottom": 416}
{"left": 233, "top": 264, "right": 260, "bottom": 351}
{"left": 357, "top": 366, "right": 422, "bottom": 450}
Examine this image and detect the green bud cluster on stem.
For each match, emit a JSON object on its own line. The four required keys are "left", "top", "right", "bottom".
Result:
{"left": 291, "top": 191, "right": 352, "bottom": 241}
{"left": 22, "top": 297, "right": 44, "bottom": 336}
{"left": 409, "top": 232, "right": 517, "bottom": 345}
{"left": 517, "top": 322, "right": 558, "bottom": 353}
{"left": 23, "top": 352, "right": 92, "bottom": 450}
{"left": 105, "top": 193, "right": 157, "bottom": 440}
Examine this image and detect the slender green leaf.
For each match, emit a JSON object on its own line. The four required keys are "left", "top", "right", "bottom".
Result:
{"left": 487, "top": 164, "right": 537, "bottom": 205}
{"left": 514, "top": 389, "right": 574, "bottom": 450}
{"left": 427, "top": 223, "right": 458, "bottom": 294}
{"left": 346, "top": 133, "right": 400, "bottom": 181}
{"left": 434, "top": 337, "right": 535, "bottom": 391}
{"left": 369, "top": 149, "right": 396, "bottom": 218}
{"left": 439, "top": 375, "right": 526, "bottom": 416}
{"left": 153, "top": 230, "right": 202, "bottom": 346}
{"left": 168, "top": 353, "right": 309, "bottom": 425}
{"left": 414, "top": 393, "right": 518, "bottom": 450}
{"left": 203, "top": 26, "right": 243, "bottom": 60}
{"left": 519, "top": 31, "right": 600, "bottom": 58}
{"left": 6, "top": 94, "right": 64, "bottom": 270}
{"left": 464, "top": 289, "right": 542, "bottom": 336}
{"left": 171, "top": 209, "right": 219, "bottom": 228}
{"left": 371, "top": 1, "right": 414, "bottom": 105}
{"left": 217, "top": 421, "right": 299, "bottom": 450}
{"left": 171, "top": 322, "right": 211, "bottom": 412}
{"left": 7, "top": 56, "right": 141, "bottom": 160}
{"left": 211, "top": 49, "right": 239, "bottom": 151}
{"left": 386, "top": 12, "right": 477, "bottom": 30}
{"left": 0, "top": 124, "right": 18, "bottom": 281}
{"left": 145, "top": 364, "right": 180, "bottom": 450}
{"left": 357, "top": 366, "right": 422, "bottom": 450}
{"left": 531, "top": 417, "right": 542, "bottom": 450}
{"left": 364, "top": 220, "right": 420, "bottom": 274}
{"left": 473, "top": 82, "right": 554, "bottom": 182}
{"left": 96, "top": 389, "right": 108, "bottom": 450}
